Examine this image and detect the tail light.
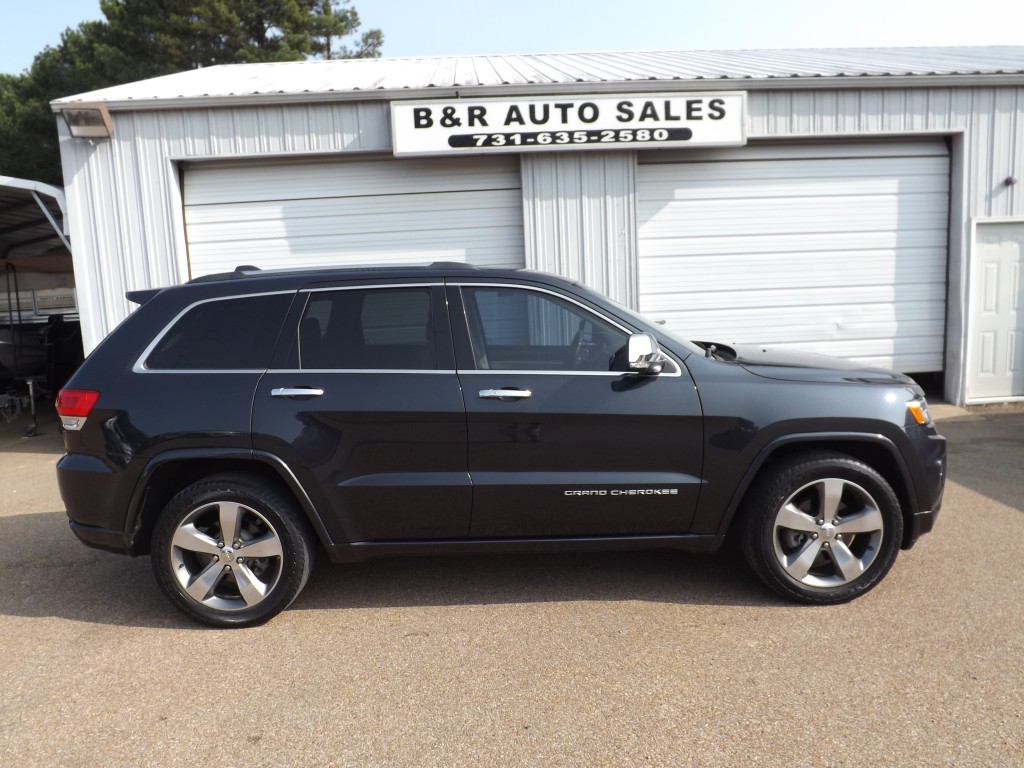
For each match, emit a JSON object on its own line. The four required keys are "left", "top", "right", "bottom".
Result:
{"left": 56, "top": 389, "right": 100, "bottom": 431}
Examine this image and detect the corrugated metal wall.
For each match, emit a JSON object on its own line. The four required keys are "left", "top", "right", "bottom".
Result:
{"left": 747, "top": 88, "right": 1021, "bottom": 219}
{"left": 59, "top": 86, "right": 1024, "bottom": 404}
{"left": 521, "top": 152, "right": 637, "bottom": 306}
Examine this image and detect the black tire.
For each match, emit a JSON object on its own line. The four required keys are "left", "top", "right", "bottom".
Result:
{"left": 739, "top": 452, "right": 903, "bottom": 604}
{"left": 151, "top": 473, "right": 314, "bottom": 627}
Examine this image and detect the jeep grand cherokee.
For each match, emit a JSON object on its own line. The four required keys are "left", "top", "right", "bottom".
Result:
{"left": 56, "top": 264, "right": 946, "bottom": 626}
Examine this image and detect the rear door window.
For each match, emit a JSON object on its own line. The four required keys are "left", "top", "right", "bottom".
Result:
{"left": 298, "top": 287, "right": 438, "bottom": 370}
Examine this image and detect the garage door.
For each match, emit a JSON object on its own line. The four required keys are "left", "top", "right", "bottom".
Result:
{"left": 638, "top": 141, "right": 949, "bottom": 372}
{"left": 183, "top": 155, "right": 525, "bottom": 278}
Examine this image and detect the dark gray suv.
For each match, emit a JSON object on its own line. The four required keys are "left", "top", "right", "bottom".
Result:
{"left": 56, "top": 264, "right": 946, "bottom": 626}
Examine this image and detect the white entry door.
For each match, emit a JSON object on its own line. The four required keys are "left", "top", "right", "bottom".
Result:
{"left": 967, "top": 222, "right": 1024, "bottom": 401}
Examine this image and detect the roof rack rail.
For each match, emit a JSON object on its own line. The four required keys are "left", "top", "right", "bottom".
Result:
{"left": 428, "top": 261, "right": 478, "bottom": 270}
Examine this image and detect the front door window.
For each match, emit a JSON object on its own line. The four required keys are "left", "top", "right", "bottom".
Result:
{"left": 462, "top": 286, "right": 629, "bottom": 372}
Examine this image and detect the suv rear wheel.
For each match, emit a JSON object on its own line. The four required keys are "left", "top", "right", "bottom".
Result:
{"left": 151, "top": 474, "right": 314, "bottom": 627}
{"left": 740, "top": 453, "right": 903, "bottom": 604}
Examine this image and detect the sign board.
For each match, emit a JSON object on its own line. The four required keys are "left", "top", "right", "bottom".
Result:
{"left": 391, "top": 92, "right": 746, "bottom": 156}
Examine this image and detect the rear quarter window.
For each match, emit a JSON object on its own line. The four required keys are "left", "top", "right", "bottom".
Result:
{"left": 144, "top": 293, "right": 292, "bottom": 370}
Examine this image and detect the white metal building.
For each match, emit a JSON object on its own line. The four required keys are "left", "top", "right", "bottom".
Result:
{"left": 52, "top": 47, "right": 1024, "bottom": 404}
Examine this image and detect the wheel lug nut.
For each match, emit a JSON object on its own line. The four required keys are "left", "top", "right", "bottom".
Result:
{"left": 217, "top": 542, "right": 224, "bottom": 548}
{"left": 816, "top": 519, "right": 824, "bottom": 526}
{"left": 812, "top": 533, "right": 819, "bottom": 539}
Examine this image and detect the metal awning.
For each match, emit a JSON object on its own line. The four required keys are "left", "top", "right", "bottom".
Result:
{"left": 0, "top": 176, "right": 72, "bottom": 271}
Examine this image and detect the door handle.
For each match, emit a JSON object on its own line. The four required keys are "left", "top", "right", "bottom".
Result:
{"left": 479, "top": 388, "right": 532, "bottom": 400}
{"left": 271, "top": 387, "right": 325, "bottom": 398}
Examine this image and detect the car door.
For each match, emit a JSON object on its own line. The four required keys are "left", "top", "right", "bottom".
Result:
{"left": 252, "top": 282, "right": 471, "bottom": 544}
{"left": 451, "top": 281, "right": 703, "bottom": 538}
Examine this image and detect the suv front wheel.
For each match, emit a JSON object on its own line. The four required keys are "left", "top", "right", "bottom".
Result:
{"left": 740, "top": 453, "right": 903, "bottom": 604}
{"left": 151, "top": 474, "right": 314, "bottom": 627}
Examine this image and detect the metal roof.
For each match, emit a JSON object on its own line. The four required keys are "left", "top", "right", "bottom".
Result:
{"left": 52, "top": 46, "right": 1024, "bottom": 110}
{"left": 0, "top": 177, "right": 70, "bottom": 262}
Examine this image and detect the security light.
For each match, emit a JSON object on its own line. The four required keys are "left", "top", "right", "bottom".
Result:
{"left": 62, "top": 104, "right": 114, "bottom": 139}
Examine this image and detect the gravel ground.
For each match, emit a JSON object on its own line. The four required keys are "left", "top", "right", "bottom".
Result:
{"left": 0, "top": 404, "right": 1021, "bottom": 767}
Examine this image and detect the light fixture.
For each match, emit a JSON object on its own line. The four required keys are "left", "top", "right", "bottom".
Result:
{"left": 61, "top": 103, "right": 114, "bottom": 139}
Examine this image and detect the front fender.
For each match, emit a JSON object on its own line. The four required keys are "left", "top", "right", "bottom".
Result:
{"left": 709, "top": 431, "right": 916, "bottom": 538}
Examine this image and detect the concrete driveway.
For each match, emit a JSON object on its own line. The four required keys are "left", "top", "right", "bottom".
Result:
{"left": 1, "top": 404, "right": 1021, "bottom": 766}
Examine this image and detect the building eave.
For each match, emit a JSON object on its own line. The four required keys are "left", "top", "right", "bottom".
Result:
{"left": 50, "top": 72, "right": 1024, "bottom": 115}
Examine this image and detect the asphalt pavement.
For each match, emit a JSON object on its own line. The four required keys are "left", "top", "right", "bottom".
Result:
{"left": 0, "top": 403, "right": 1021, "bottom": 767}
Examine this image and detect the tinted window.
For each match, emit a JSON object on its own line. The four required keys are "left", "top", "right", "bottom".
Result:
{"left": 462, "top": 287, "right": 628, "bottom": 371}
{"left": 145, "top": 293, "right": 291, "bottom": 370}
{"left": 299, "top": 287, "right": 437, "bottom": 370}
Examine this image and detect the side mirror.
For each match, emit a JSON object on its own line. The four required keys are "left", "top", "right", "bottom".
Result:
{"left": 627, "top": 333, "right": 666, "bottom": 375}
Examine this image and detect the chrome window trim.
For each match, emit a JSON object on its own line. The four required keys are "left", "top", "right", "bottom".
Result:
{"left": 132, "top": 281, "right": 682, "bottom": 377}
{"left": 127, "top": 368, "right": 461, "bottom": 375}
{"left": 133, "top": 369, "right": 268, "bottom": 375}
{"left": 451, "top": 281, "right": 683, "bottom": 378}
{"left": 300, "top": 282, "right": 444, "bottom": 294}
{"left": 133, "top": 290, "right": 296, "bottom": 374}
{"left": 455, "top": 369, "right": 655, "bottom": 377}
{"left": 268, "top": 368, "right": 458, "bottom": 375}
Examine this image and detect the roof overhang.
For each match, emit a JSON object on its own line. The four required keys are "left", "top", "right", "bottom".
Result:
{"left": 50, "top": 47, "right": 1024, "bottom": 115}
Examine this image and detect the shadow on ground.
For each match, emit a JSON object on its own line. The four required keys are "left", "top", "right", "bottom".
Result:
{"left": 937, "top": 407, "right": 1024, "bottom": 514}
{"left": 0, "top": 507, "right": 780, "bottom": 629}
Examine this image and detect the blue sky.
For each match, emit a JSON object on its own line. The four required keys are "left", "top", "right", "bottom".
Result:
{"left": 2, "top": 0, "right": 1022, "bottom": 75}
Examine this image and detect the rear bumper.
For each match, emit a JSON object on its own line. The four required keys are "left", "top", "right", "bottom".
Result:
{"left": 57, "top": 452, "right": 134, "bottom": 554}
{"left": 68, "top": 521, "right": 133, "bottom": 555}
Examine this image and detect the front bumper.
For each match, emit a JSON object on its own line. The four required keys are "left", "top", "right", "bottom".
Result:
{"left": 904, "top": 504, "right": 941, "bottom": 549}
{"left": 902, "top": 429, "right": 946, "bottom": 549}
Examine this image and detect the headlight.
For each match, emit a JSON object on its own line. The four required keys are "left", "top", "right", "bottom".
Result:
{"left": 907, "top": 398, "right": 932, "bottom": 426}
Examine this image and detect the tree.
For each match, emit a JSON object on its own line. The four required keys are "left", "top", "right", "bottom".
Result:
{"left": 310, "top": 1, "right": 383, "bottom": 60}
{"left": 0, "top": 0, "right": 382, "bottom": 185}
{"left": 97, "top": 0, "right": 382, "bottom": 71}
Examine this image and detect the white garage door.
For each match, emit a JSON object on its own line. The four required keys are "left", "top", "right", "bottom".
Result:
{"left": 183, "top": 155, "right": 525, "bottom": 278}
{"left": 638, "top": 141, "right": 950, "bottom": 372}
